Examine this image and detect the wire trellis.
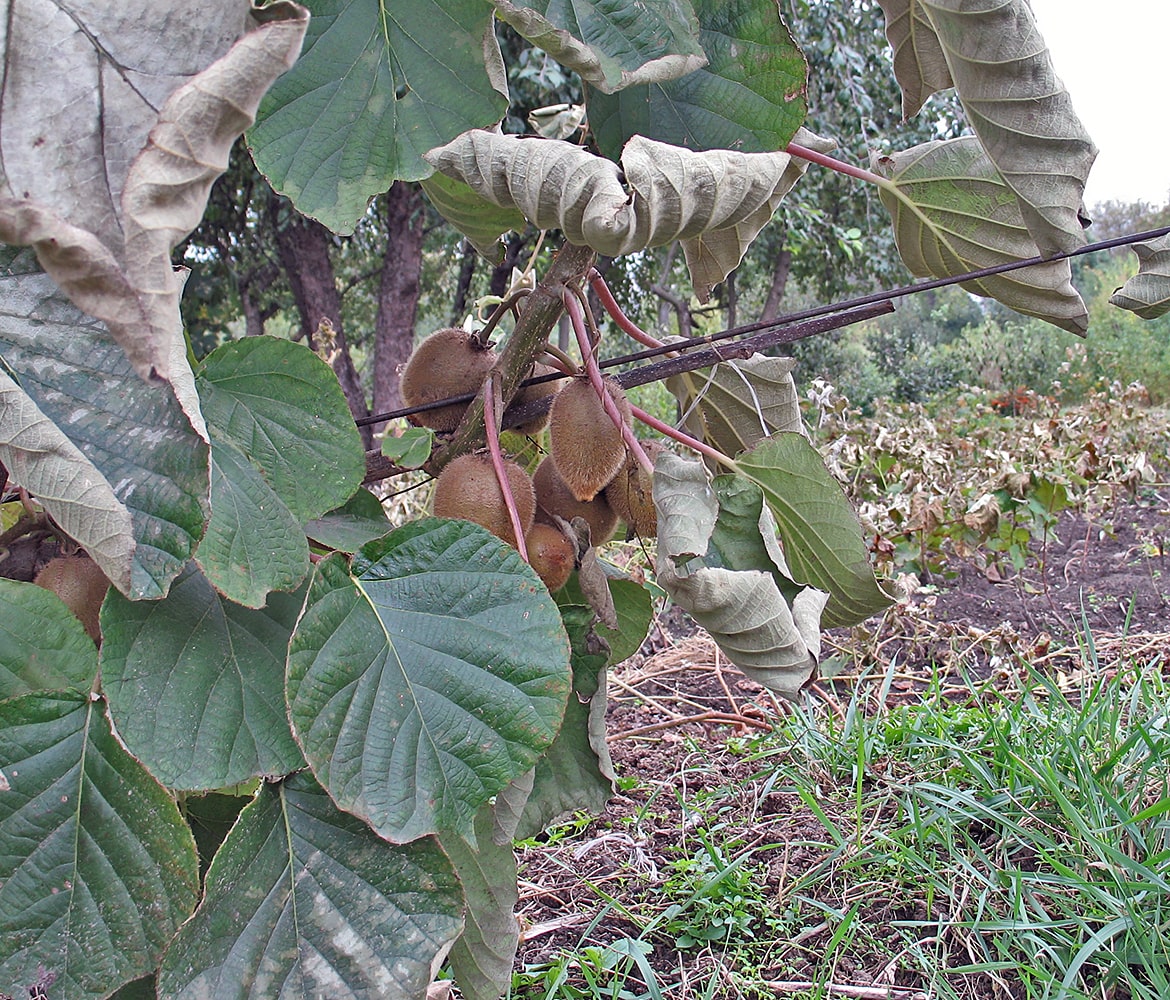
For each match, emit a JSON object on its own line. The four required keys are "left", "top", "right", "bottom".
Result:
{"left": 356, "top": 224, "right": 1170, "bottom": 433}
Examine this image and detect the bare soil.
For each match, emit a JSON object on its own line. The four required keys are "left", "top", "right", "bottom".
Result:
{"left": 512, "top": 491, "right": 1170, "bottom": 999}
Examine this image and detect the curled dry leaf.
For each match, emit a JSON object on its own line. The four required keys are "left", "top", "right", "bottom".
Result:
{"left": 1109, "top": 234, "right": 1170, "bottom": 320}
{"left": 653, "top": 453, "right": 824, "bottom": 698}
{"left": 653, "top": 450, "right": 718, "bottom": 566}
{"left": 885, "top": 0, "right": 1095, "bottom": 258}
{"left": 875, "top": 0, "right": 952, "bottom": 119}
{"left": 0, "top": 3, "right": 308, "bottom": 385}
{"left": 667, "top": 346, "right": 804, "bottom": 462}
{"left": 424, "top": 127, "right": 834, "bottom": 301}
{"left": 872, "top": 137, "right": 1088, "bottom": 335}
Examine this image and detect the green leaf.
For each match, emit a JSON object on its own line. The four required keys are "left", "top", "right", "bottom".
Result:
{"left": 555, "top": 576, "right": 655, "bottom": 666}
{"left": 914, "top": 0, "right": 1096, "bottom": 257}
{"left": 180, "top": 790, "right": 256, "bottom": 878}
{"left": 304, "top": 487, "right": 392, "bottom": 552}
{"left": 197, "top": 336, "right": 365, "bottom": 522}
{"left": 439, "top": 805, "right": 519, "bottom": 1000}
{"left": 195, "top": 437, "right": 310, "bottom": 607}
{"left": 287, "top": 518, "right": 571, "bottom": 843}
{"left": 731, "top": 434, "right": 893, "bottom": 628}
{"left": 0, "top": 271, "right": 209, "bottom": 599}
{"left": 875, "top": 0, "right": 953, "bottom": 119}
{"left": 589, "top": 0, "right": 807, "bottom": 159}
{"left": 379, "top": 425, "right": 435, "bottom": 469}
{"left": 100, "top": 565, "right": 306, "bottom": 790}
{"left": 872, "top": 137, "right": 1089, "bottom": 334}
{"left": 709, "top": 475, "right": 801, "bottom": 603}
{"left": 1109, "top": 234, "right": 1170, "bottom": 320}
{"left": 667, "top": 349, "right": 803, "bottom": 461}
{"left": 491, "top": 769, "right": 534, "bottom": 846}
{"left": 656, "top": 559, "right": 824, "bottom": 697}
{"left": 517, "top": 605, "right": 614, "bottom": 839}
{"left": 109, "top": 976, "right": 157, "bottom": 1000}
{"left": 490, "top": 0, "right": 705, "bottom": 95}
{"left": 0, "top": 693, "right": 199, "bottom": 999}
{"left": 0, "top": 5, "right": 306, "bottom": 383}
{"left": 248, "top": 0, "right": 509, "bottom": 234}
{"left": 0, "top": 579, "right": 97, "bottom": 697}
{"left": 158, "top": 773, "right": 464, "bottom": 1000}
{"left": 420, "top": 172, "right": 526, "bottom": 263}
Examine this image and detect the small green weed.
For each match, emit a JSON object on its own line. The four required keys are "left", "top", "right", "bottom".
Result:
{"left": 656, "top": 828, "right": 770, "bottom": 949}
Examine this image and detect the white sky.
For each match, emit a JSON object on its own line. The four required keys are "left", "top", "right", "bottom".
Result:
{"left": 1027, "top": 0, "right": 1170, "bottom": 208}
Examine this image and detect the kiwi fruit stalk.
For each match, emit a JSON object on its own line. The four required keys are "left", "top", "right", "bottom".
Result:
{"left": 432, "top": 453, "right": 535, "bottom": 547}
{"left": 532, "top": 455, "right": 618, "bottom": 544}
{"left": 524, "top": 522, "right": 576, "bottom": 592}
{"left": 604, "top": 439, "right": 665, "bottom": 538}
{"left": 400, "top": 328, "right": 497, "bottom": 431}
{"left": 548, "top": 376, "right": 631, "bottom": 502}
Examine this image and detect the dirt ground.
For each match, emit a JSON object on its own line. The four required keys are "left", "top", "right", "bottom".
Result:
{"left": 511, "top": 490, "right": 1170, "bottom": 998}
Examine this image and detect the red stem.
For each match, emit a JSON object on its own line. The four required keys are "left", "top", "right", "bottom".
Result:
{"left": 629, "top": 404, "right": 734, "bottom": 470}
{"left": 482, "top": 375, "right": 529, "bottom": 561}
{"left": 588, "top": 268, "right": 665, "bottom": 349}
{"left": 563, "top": 291, "right": 655, "bottom": 475}
{"left": 785, "top": 141, "right": 887, "bottom": 186}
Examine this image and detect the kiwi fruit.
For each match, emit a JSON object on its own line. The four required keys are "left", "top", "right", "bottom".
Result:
{"left": 400, "top": 328, "right": 497, "bottom": 431}
{"left": 510, "top": 363, "right": 561, "bottom": 435}
{"left": 604, "top": 439, "right": 665, "bottom": 538}
{"left": 525, "top": 522, "right": 576, "bottom": 592}
{"left": 34, "top": 554, "right": 109, "bottom": 642}
{"left": 548, "top": 376, "right": 631, "bottom": 502}
{"left": 432, "top": 453, "right": 535, "bottom": 547}
{"left": 532, "top": 455, "right": 618, "bottom": 544}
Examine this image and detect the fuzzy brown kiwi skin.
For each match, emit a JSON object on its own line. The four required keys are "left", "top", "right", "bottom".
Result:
{"left": 34, "top": 554, "right": 109, "bottom": 642}
{"left": 604, "top": 439, "right": 665, "bottom": 538}
{"left": 549, "top": 376, "right": 631, "bottom": 502}
{"left": 525, "top": 522, "right": 575, "bottom": 592}
{"left": 400, "top": 328, "right": 497, "bottom": 432}
{"left": 532, "top": 455, "right": 618, "bottom": 544}
{"left": 432, "top": 453, "right": 535, "bottom": 547}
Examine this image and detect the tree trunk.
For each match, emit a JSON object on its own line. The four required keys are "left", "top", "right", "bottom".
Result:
{"left": 759, "top": 248, "right": 792, "bottom": 322}
{"left": 488, "top": 231, "right": 531, "bottom": 298}
{"left": 373, "top": 182, "right": 426, "bottom": 418}
{"left": 655, "top": 243, "right": 679, "bottom": 335}
{"left": 238, "top": 263, "right": 279, "bottom": 337}
{"left": 272, "top": 205, "right": 372, "bottom": 446}
{"left": 448, "top": 241, "right": 477, "bottom": 327}
{"left": 651, "top": 283, "right": 693, "bottom": 339}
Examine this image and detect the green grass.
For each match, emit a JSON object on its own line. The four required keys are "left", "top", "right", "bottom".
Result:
{"left": 511, "top": 651, "right": 1170, "bottom": 999}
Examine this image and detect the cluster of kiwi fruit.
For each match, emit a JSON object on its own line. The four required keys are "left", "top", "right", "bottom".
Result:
{"left": 400, "top": 328, "right": 661, "bottom": 593}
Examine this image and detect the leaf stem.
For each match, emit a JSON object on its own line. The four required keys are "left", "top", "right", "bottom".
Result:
{"left": 563, "top": 290, "right": 654, "bottom": 475}
{"left": 588, "top": 268, "right": 665, "bottom": 349}
{"left": 786, "top": 142, "right": 887, "bottom": 186}
{"left": 539, "top": 341, "right": 580, "bottom": 375}
{"left": 483, "top": 374, "right": 529, "bottom": 561}
{"left": 629, "top": 404, "right": 734, "bottom": 471}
